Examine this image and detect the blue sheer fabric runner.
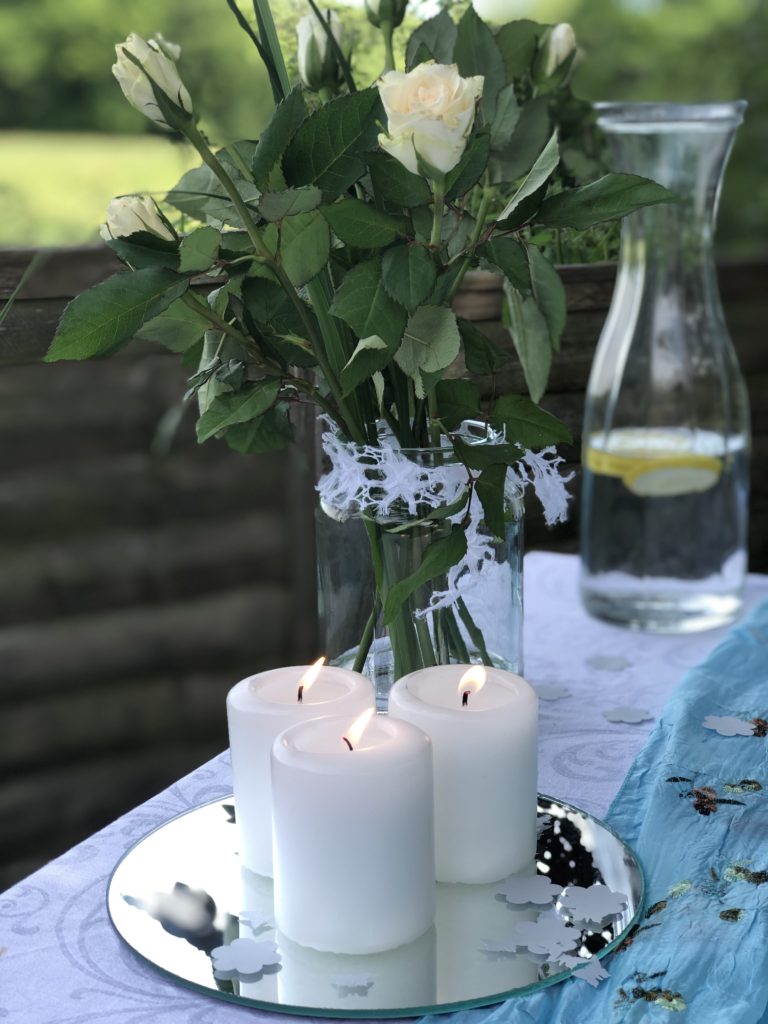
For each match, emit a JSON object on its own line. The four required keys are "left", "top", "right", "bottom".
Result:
{"left": 426, "top": 599, "right": 768, "bottom": 1024}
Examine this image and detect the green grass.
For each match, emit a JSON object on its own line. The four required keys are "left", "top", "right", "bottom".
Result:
{"left": 0, "top": 132, "right": 198, "bottom": 247}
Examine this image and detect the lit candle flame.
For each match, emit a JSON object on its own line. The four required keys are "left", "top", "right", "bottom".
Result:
{"left": 342, "top": 707, "right": 375, "bottom": 751}
{"left": 297, "top": 656, "right": 326, "bottom": 703}
{"left": 458, "top": 666, "right": 486, "bottom": 707}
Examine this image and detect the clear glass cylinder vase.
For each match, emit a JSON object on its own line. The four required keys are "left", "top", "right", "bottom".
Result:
{"left": 316, "top": 438, "right": 524, "bottom": 710}
{"left": 580, "top": 102, "right": 750, "bottom": 632}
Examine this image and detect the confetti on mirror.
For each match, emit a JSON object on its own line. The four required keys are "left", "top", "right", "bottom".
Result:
{"left": 211, "top": 938, "right": 281, "bottom": 980}
{"left": 586, "top": 654, "right": 632, "bottom": 672}
{"left": 560, "top": 883, "right": 628, "bottom": 926}
{"left": 702, "top": 715, "right": 755, "bottom": 737}
{"left": 482, "top": 915, "right": 579, "bottom": 959}
{"left": 238, "top": 911, "right": 273, "bottom": 935}
{"left": 331, "top": 974, "right": 375, "bottom": 997}
{"left": 573, "top": 956, "right": 609, "bottom": 987}
{"left": 496, "top": 874, "right": 563, "bottom": 907}
{"left": 537, "top": 686, "right": 571, "bottom": 701}
{"left": 603, "top": 706, "right": 654, "bottom": 724}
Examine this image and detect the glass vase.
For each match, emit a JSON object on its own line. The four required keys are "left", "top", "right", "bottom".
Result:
{"left": 316, "top": 439, "right": 524, "bottom": 710}
{"left": 580, "top": 102, "right": 750, "bottom": 632}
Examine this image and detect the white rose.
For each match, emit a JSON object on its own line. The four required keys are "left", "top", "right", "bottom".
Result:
{"left": 112, "top": 33, "right": 193, "bottom": 131}
{"left": 296, "top": 10, "right": 343, "bottom": 91}
{"left": 471, "top": 0, "right": 525, "bottom": 27}
{"left": 151, "top": 33, "right": 182, "bottom": 62}
{"left": 543, "top": 23, "right": 577, "bottom": 77}
{"left": 377, "top": 62, "right": 484, "bottom": 178}
{"left": 99, "top": 195, "right": 176, "bottom": 242}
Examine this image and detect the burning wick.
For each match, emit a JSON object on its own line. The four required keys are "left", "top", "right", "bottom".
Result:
{"left": 297, "top": 656, "right": 326, "bottom": 703}
{"left": 458, "top": 666, "right": 486, "bottom": 709}
{"left": 342, "top": 707, "right": 375, "bottom": 752}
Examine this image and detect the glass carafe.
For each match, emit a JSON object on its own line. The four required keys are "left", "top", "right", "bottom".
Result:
{"left": 580, "top": 102, "right": 750, "bottom": 632}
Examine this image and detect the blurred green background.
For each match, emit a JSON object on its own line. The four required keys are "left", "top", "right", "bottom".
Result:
{"left": 0, "top": 0, "right": 765, "bottom": 257}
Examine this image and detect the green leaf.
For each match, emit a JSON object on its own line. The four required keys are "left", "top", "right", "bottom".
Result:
{"left": 490, "top": 95, "right": 551, "bottom": 184}
{"left": 454, "top": 6, "right": 505, "bottom": 121}
{"left": 283, "top": 89, "right": 381, "bottom": 195}
{"left": 196, "top": 379, "right": 281, "bottom": 442}
{"left": 480, "top": 236, "right": 530, "bottom": 293}
{"left": 225, "top": 404, "right": 294, "bottom": 453}
{"left": 259, "top": 210, "right": 330, "bottom": 287}
{"left": 381, "top": 245, "right": 436, "bottom": 314}
{"left": 252, "top": 87, "right": 307, "bottom": 189}
{"left": 405, "top": 11, "right": 457, "bottom": 69}
{"left": 435, "top": 378, "right": 481, "bottom": 430}
{"left": 394, "top": 306, "right": 461, "bottom": 399}
{"left": 46, "top": 268, "right": 189, "bottom": 362}
{"left": 492, "top": 392, "right": 572, "bottom": 448}
{"left": 178, "top": 226, "right": 221, "bottom": 273}
{"left": 490, "top": 84, "right": 521, "bottom": 152}
{"left": 242, "top": 277, "right": 305, "bottom": 336}
{"left": 321, "top": 199, "right": 404, "bottom": 248}
{"left": 136, "top": 293, "right": 210, "bottom": 353}
{"left": 446, "top": 130, "right": 492, "bottom": 201}
{"left": 383, "top": 527, "right": 467, "bottom": 625}
{"left": 527, "top": 246, "right": 566, "bottom": 350}
{"left": 498, "top": 132, "right": 559, "bottom": 222}
{"left": 452, "top": 435, "right": 522, "bottom": 471}
{"left": 258, "top": 186, "right": 322, "bottom": 221}
{"left": 496, "top": 181, "right": 548, "bottom": 230}
{"left": 502, "top": 283, "right": 553, "bottom": 404}
{"left": 167, "top": 164, "right": 260, "bottom": 228}
{"left": 495, "top": 20, "right": 542, "bottom": 78}
{"left": 458, "top": 317, "right": 509, "bottom": 375}
{"left": 106, "top": 233, "right": 180, "bottom": 271}
{"left": 537, "top": 173, "right": 677, "bottom": 229}
{"left": 330, "top": 259, "right": 407, "bottom": 350}
{"left": 340, "top": 335, "right": 390, "bottom": 395}
{"left": 366, "top": 151, "right": 432, "bottom": 209}
{"left": 476, "top": 463, "right": 508, "bottom": 539}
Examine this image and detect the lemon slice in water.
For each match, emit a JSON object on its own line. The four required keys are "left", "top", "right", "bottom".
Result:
{"left": 585, "top": 431, "right": 723, "bottom": 498}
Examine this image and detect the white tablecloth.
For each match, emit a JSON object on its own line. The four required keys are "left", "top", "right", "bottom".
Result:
{"left": 2, "top": 552, "right": 767, "bottom": 1023}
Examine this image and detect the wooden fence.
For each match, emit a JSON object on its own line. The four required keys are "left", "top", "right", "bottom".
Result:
{"left": 0, "top": 245, "right": 765, "bottom": 888}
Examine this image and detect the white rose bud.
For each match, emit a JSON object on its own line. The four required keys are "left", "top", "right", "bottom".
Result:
{"left": 112, "top": 32, "right": 193, "bottom": 131}
{"left": 99, "top": 195, "right": 176, "bottom": 242}
{"left": 365, "top": 0, "right": 408, "bottom": 30}
{"left": 471, "top": 0, "right": 521, "bottom": 27}
{"left": 377, "top": 62, "right": 484, "bottom": 178}
{"left": 296, "top": 10, "right": 344, "bottom": 92}
{"left": 151, "top": 33, "right": 182, "bottom": 62}
{"left": 542, "top": 23, "right": 577, "bottom": 77}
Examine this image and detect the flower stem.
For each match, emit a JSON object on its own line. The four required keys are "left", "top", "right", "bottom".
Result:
{"left": 445, "top": 183, "right": 495, "bottom": 303}
{"left": 381, "top": 22, "right": 396, "bottom": 72}
{"left": 430, "top": 179, "right": 446, "bottom": 249}
{"left": 252, "top": 0, "right": 291, "bottom": 98}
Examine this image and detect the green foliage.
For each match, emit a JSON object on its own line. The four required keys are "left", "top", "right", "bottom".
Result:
{"left": 383, "top": 527, "right": 467, "bottom": 625}
{"left": 538, "top": 173, "right": 677, "bottom": 229}
{"left": 46, "top": 268, "right": 188, "bottom": 361}
{"left": 395, "top": 306, "right": 461, "bottom": 399}
{"left": 381, "top": 244, "right": 436, "bottom": 314}
{"left": 329, "top": 258, "right": 407, "bottom": 350}
{"left": 178, "top": 225, "right": 221, "bottom": 272}
{"left": 196, "top": 378, "right": 281, "bottom": 442}
{"left": 321, "top": 199, "right": 405, "bottom": 248}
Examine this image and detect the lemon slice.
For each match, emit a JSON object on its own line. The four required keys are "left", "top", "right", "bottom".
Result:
{"left": 585, "top": 442, "right": 722, "bottom": 497}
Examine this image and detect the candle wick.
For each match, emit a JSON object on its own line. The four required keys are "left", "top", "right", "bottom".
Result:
{"left": 297, "top": 685, "right": 304, "bottom": 703}
{"left": 462, "top": 690, "right": 470, "bottom": 707}
{"left": 342, "top": 736, "right": 354, "bottom": 751}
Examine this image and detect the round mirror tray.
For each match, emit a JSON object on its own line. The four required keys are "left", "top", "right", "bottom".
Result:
{"left": 107, "top": 796, "right": 643, "bottom": 1018}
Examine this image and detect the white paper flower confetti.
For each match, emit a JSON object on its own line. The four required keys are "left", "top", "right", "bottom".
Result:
{"left": 497, "top": 874, "right": 563, "bottom": 906}
{"left": 483, "top": 916, "right": 579, "bottom": 958}
{"left": 211, "top": 938, "right": 281, "bottom": 979}
{"left": 573, "top": 956, "right": 609, "bottom": 987}
{"left": 537, "top": 685, "right": 571, "bottom": 701}
{"left": 587, "top": 654, "right": 631, "bottom": 672}
{"left": 603, "top": 706, "right": 654, "bottom": 725}
{"left": 332, "top": 973, "right": 374, "bottom": 997}
{"left": 560, "top": 883, "right": 628, "bottom": 925}
{"left": 702, "top": 715, "right": 754, "bottom": 737}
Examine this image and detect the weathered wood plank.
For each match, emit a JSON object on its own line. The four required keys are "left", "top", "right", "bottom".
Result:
{"left": 0, "top": 585, "right": 291, "bottom": 698}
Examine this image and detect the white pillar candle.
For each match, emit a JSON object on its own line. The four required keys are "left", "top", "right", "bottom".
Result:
{"left": 388, "top": 666, "right": 538, "bottom": 884}
{"left": 271, "top": 711, "right": 435, "bottom": 954}
{"left": 227, "top": 663, "right": 374, "bottom": 877}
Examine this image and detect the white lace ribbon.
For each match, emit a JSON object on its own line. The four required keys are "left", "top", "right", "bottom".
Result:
{"left": 317, "top": 420, "right": 573, "bottom": 615}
